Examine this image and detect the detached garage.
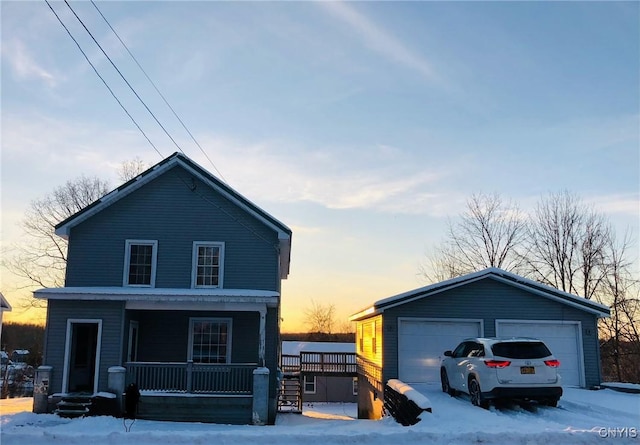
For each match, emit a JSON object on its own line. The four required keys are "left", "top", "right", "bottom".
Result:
{"left": 350, "top": 268, "right": 610, "bottom": 419}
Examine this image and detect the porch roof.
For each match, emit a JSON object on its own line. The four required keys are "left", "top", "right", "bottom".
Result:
{"left": 34, "top": 287, "right": 279, "bottom": 307}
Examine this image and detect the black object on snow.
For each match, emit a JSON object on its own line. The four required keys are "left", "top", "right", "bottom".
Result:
{"left": 124, "top": 383, "right": 140, "bottom": 419}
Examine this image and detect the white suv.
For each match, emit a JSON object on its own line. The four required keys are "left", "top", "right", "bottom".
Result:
{"left": 440, "top": 337, "right": 562, "bottom": 408}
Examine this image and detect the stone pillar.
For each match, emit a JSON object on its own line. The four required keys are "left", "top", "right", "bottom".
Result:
{"left": 33, "top": 365, "right": 53, "bottom": 414}
{"left": 108, "top": 366, "right": 126, "bottom": 416}
{"left": 252, "top": 367, "right": 270, "bottom": 425}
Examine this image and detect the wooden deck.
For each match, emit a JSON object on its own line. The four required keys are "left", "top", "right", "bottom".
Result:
{"left": 281, "top": 352, "right": 357, "bottom": 376}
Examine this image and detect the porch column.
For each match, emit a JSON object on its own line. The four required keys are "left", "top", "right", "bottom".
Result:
{"left": 252, "top": 367, "right": 269, "bottom": 425}
{"left": 258, "top": 307, "right": 266, "bottom": 367}
{"left": 108, "top": 366, "right": 126, "bottom": 416}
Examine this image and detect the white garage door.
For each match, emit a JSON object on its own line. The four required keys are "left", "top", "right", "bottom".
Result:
{"left": 398, "top": 319, "right": 482, "bottom": 383}
{"left": 496, "top": 321, "right": 583, "bottom": 387}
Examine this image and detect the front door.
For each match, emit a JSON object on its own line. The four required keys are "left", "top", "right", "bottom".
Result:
{"left": 67, "top": 322, "right": 100, "bottom": 393}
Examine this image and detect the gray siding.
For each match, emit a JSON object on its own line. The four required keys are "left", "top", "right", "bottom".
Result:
{"left": 45, "top": 300, "right": 125, "bottom": 394}
{"left": 302, "top": 375, "right": 357, "bottom": 403}
{"left": 65, "top": 165, "right": 280, "bottom": 291}
{"left": 130, "top": 310, "right": 260, "bottom": 363}
{"left": 380, "top": 278, "right": 602, "bottom": 387}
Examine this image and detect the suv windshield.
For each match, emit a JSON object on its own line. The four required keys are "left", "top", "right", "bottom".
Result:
{"left": 491, "top": 342, "right": 551, "bottom": 359}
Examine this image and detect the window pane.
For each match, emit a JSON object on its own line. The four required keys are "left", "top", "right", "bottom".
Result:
{"left": 128, "top": 244, "right": 153, "bottom": 285}
{"left": 195, "top": 245, "right": 220, "bottom": 287}
{"left": 191, "top": 320, "right": 230, "bottom": 364}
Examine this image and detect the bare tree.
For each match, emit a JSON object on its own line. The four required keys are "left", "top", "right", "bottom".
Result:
{"left": 525, "top": 190, "right": 610, "bottom": 299}
{"left": 421, "top": 193, "right": 527, "bottom": 283}
{"left": 597, "top": 231, "right": 640, "bottom": 382}
{"left": 118, "top": 157, "right": 148, "bottom": 182}
{"left": 4, "top": 176, "right": 110, "bottom": 293}
{"left": 303, "top": 300, "right": 337, "bottom": 334}
{"left": 3, "top": 159, "right": 150, "bottom": 304}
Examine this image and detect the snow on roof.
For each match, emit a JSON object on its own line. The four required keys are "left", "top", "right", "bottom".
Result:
{"left": 34, "top": 287, "right": 279, "bottom": 302}
{"left": 282, "top": 341, "right": 355, "bottom": 356}
{"left": 350, "top": 267, "right": 610, "bottom": 320}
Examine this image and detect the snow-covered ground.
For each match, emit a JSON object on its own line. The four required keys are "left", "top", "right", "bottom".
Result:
{"left": 1, "top": 385, "right": 638, "bottom": 445}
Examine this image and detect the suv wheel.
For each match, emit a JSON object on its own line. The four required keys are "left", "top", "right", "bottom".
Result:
{"left": 440, "top": 368, "right": 455, "bottom": 396}
{"left": 469, "top": 378, "right": 489, "bottom": 409}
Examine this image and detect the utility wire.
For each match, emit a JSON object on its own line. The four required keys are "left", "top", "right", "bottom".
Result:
{"left": 46, "top": 2, "right": 272, "bottom": 248}
{"left": 90, "top": 0, "right": 227, "bottom": 183}
{"left": 63, "top": 0, "right": 186, "bottom": 157}
{"left": 44, "top": 0, "right": 164, "bottom": 159}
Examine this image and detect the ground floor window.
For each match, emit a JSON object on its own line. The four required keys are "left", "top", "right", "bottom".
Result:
{"left": 189, "top": 318, "right": 232, "bottom": 363}
{"left": 303, "top": 375, "right": 316, "bottom": 394}
{"left": 352, "top": 377, "right": 358, "bottom": 396}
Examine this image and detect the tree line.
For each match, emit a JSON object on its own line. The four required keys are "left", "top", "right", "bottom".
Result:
{"left": 420, "top": 191, "right": 639, "bottom": 382}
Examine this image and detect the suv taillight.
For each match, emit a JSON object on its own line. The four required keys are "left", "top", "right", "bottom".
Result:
{"left": 484, "top": 360, "right": 511, "bottom": 368}
{"left": 544, "top": 359, "right": 560, "bottom": 368}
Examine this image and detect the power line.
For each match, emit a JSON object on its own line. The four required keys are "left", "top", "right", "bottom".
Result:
{"left": 44, "top": 0, "right": 164, "bottom": 159}
{"left": 90, "top": 0, "right": 227, "bottom": 183}
{"left": 63, "top": 0, "right": 187, "bottom": 158}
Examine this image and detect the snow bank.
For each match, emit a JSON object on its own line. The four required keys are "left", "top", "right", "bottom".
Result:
{"left": 1, "top": 386, "right": 638, "bottom": 445}
{"left": 387, "top": 379, "right": 432, "bottom": 410}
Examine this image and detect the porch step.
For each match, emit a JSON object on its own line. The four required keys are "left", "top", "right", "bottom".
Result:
{"left": 55, "top": 395, "right": 92, "bottom": 419}
{"left": 278, "top": 373, "right": 301, "bottom": 413}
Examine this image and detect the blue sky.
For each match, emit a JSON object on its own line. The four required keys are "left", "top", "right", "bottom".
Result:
{"left": 1, "top": 1, "right": 638, "bottom": 330}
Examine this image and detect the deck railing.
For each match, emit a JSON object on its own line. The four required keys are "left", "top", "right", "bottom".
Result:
{"left": 125, "top": 362, "right": 256, "bottom": 394}
{"left": 281, "top": 355, "right": 300, "bottom": 374}
{"left": 299, "top": 352, "right": 357, "bottom": 374}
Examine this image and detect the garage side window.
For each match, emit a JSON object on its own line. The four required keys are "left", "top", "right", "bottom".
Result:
{"left": 372, "top": 320, "right": 377, "bottom": 355}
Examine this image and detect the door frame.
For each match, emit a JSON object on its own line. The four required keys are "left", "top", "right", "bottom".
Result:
{"left": 62, "top": 319, "right": 102, "bottom": 394}
{"left": 495, "top": 319, "right": 585, "bottom": 387}
{"left": 127, "top": 320, "right": 139, "bottom": 362}
{"left": 397, "top": 317, "right": 484, "bottom": 383}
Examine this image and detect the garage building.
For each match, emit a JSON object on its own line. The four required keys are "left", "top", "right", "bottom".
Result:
{"left": 349, "top": 268, "right": 610, "bottom": 419}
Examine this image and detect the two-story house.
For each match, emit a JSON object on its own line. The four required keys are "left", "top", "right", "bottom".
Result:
{"left": 34, "top": 152, "right": 292, "bottom": 424}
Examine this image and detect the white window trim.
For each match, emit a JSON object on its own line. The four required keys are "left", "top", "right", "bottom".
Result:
{"left": 303, "top": 374, "right": 316, "bottom": 394}
{"left": 123, "top": 239, "right": 158, "bottom": 287}
{"left": 352, "top": 377, "right": 358, "bottom": 396}
{"left": 127, "top": 321, "right": 139, "bottom": 362}
{"left": 187, "top": 317, "right": 232, "bottom": 363}
{"left": 62, "top": 319, "right": 102, "bottom": 394}
{"left": 191, "top": 241, "right": 225, "bottom": 289}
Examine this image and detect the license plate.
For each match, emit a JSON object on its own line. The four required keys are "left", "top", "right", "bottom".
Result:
{"left": 520, "top": 366, "right": 535, "bottom": 374}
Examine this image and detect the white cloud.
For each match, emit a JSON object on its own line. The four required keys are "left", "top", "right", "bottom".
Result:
{"left": 318, "top": 1, "right": 437, "bottom": 82}
{"left": 1, "top": 39, "right": 57, "bottom": 87}
{"left": 192, "top": 135, "right": 452, "bottom": 215}
{"left": 586, "top": 193, "right": 640, "bottom": 218}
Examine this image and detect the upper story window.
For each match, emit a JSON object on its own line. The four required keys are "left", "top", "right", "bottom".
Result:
{"left": 192, "top": 242, "right": 224, "bottom": 288}
{"left": 124, "top": 240, "right": 157, "bottom": 287}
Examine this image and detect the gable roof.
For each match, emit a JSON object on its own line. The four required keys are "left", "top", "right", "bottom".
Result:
{"left": 54, "top": 152, "right": 292, "bottom": 278}
{"left": 0, "top": 293, "right": 11, "bottom": 312}
{"left": 350, "top": 267, "right": 610, "bottom": 321}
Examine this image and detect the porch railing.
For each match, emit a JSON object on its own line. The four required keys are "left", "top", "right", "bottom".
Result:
{"left": 125, "top": 362, "right": 256, "bottom": 394}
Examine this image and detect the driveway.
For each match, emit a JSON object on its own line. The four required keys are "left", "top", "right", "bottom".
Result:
{"left": 411, "top": 382, "right": 639, "bottom": 438}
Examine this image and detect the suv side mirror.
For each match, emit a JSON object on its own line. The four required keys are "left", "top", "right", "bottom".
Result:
{"left": 444, "top": 351, "right": 453, "bottom": 357}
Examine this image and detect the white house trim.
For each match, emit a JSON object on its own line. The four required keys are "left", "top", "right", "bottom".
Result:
{"left": 62, "top": 319, "right": 103, "bottom": 394}
{"left": 495, "top": 319, "right": 585, "bottom": 387}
